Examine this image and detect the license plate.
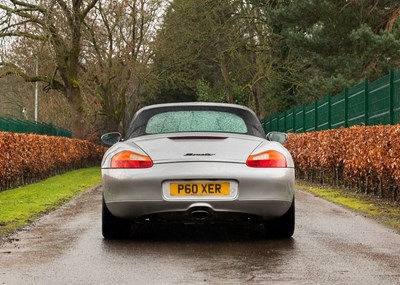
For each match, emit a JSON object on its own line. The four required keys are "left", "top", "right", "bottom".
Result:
{"left": 170, "top": 182, "right": 230, "bottom": 196}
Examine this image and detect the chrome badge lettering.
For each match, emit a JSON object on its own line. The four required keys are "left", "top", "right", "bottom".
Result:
{"left": 184, "top": 153, "right": 215, "bottom": 156}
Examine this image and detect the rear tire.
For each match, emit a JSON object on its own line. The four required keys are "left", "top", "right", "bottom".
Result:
{"left": 264, "top": 198, "right": 295, "bottom": 238}
{"left": 102, "top": 196, "right": 131, "bottom": 239}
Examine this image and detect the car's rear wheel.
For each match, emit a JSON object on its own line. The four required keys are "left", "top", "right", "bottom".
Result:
{"left": 102, "top": 196, "right": 131, "bottom": 239}
{"left": 264, "top": 198, "right": 295, "bottom": 238}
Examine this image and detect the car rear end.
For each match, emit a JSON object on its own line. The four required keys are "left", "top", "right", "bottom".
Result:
{"left": 101, "top": 103, "right": 295, "bottom": 238}
{"left": 102, "top": 133, "right": 294, "bottom": 223}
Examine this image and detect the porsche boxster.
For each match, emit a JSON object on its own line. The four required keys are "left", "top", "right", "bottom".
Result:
{"left": 101, "top": 102, "right": 295, "bottom": 238}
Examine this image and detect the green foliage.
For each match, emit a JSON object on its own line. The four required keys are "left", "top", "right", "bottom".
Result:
{"left": 148, "top": 0, "right": 400, "bottom": 119}
{"left": 196, "top": 78, "right": 252, "bottom": 106}
{"left": 70, "top": 78, "right": 80, "bottom": 88}
{"left": 3, "top": 0, "right": 400, "bottom": 133}
{"left": 196, "top": 79, "right": 225, "bottom": 103}
{"left": 232, "top": 87, "right": 253, "bottom": 107}
{"left": 271, "top": 0, "right": 400, "bottom": 99}
{"left": 150, "top": 0, "right": 241, "bottom": 104}
{"left": 350, "top": 24, "right": 400, "bottom": 79}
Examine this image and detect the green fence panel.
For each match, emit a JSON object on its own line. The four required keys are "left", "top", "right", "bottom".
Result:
{"left": 10, "top": 119, "right": 18, "bottom": 132}
{"left": 262, "top": 70, "right": 400, "bottom": 134}
{"left": 330, "top": 91, "right": 346, "bottom": 128}
{"left": 347, "top": 81, "right": 365, "bottom": 126}
{"left": 0, "top": 118, "right": 9, "bottom": 131}
{"left": 0, "top": 117, "right": 72, "bottom": 138}
{"left": 294, "top": 105, "right": 304, "bottom": 132}
{"left": 270, "top": 116, "right": 278, "bottom": 132}
{"left": 277, "top": 112, "right": 285, "bottom": 132}
{"left": 368, "top": 74, "right": 390, "bottom": 125}
{"left": 393, "top": 71, "right": 400, "bottom": 124}
{"left": 316, "top": 96, "right": 329, "bottom": 130}
{"left": 285, "top": 109, "right": 294, "bottom": 132}
{"left": 263, "top": 119, "right": 270, "bottom": 133}
{"left": 304, "top": 103, "right": 316, "bottom": 132}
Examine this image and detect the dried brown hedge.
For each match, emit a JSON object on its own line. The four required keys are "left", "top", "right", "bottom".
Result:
{"left": 0, "top": 132, "right": 106, "bottom": 191}
{"left": 285, "top": 125, "right": 400, "bottom": 202}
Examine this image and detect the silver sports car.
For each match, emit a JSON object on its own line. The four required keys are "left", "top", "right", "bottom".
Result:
{"left": 101, "top": 102, "right": 295, "bottom": 239}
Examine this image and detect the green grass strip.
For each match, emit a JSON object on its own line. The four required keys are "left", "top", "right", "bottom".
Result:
{"left": 0, "top": 167, "right": 101, "bottom": 237}
{"left": 296, "top": 182, "right": 400, "bottom": 232}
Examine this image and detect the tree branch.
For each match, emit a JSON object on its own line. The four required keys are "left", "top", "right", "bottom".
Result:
{"left": 0, "top": 4, "right": 46, "bottom": 26}
{"left": 54, "top": 0, "right": 74, "bottom": 29}
{"left": 0, "top": 32, "right": 45, "bottom": 41}
{"left": 0, "top": 62, "right": 66, "bottom": 92}
{"left": 83, "top": 20, "right": 104, "bottom": 68}
{"left": 8, "top": 0, "right": 47, "bottom": 13}
{"left": 82, "top": 0, "right": 99, "bottom": 19}
{"left": 386, "top": 6, "right": 400, "bottom": 32}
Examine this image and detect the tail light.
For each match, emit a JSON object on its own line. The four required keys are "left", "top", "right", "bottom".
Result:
{"left": 111, "top": 150, "right": 153, "bottom": 168}
{"left": 246, "top": 150, "right": 287, "bottom": 168}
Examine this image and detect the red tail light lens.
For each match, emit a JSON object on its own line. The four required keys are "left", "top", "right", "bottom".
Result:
{"left": 246, "top": 150, "right": 287, "bottom": 168}
{"left": 111, "top": 151, "right": 153, "bottom": 168}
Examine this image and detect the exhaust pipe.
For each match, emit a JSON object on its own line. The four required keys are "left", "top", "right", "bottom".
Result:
{"left": 190, "top": 209, "right": 210, "bottom": 221}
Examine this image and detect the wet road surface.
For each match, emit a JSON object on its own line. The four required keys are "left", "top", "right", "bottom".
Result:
{"left": 1, "top": 186, "right": 399, "bottom": 285}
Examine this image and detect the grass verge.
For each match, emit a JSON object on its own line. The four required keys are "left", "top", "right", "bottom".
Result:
{"left": 0, "top": 167, "right": 101, "bottom": 238}
{"left": 296, "top": 181, "right": 400, "bottom": 233}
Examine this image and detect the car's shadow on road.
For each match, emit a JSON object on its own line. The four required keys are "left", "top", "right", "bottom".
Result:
{"left": 102, "top": 223, "right": 295, "bottom": 244}
{"left": 100, "top": 223, "right": 296, "bottom": 262}
{"left": 99, "top": 224, "right": 296, "bottom": 274}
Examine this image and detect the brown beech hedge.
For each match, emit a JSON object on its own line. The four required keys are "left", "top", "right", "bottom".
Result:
{"left": 285, "top": 125, "right": 400, "bottom": 202}
{"left": 0, "top": 132, "right": 106, "bottom": 191}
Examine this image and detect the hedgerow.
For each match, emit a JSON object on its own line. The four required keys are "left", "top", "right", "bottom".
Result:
{"left": 0, "top": 132, "right": 105, "bottom": 191}
{"left": 285, "top": 125, "right": 400, "bottom": 202}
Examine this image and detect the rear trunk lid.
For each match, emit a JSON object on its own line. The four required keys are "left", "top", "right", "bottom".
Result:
{"left": 131, "top": 133, "right": 263, "bottom": 164}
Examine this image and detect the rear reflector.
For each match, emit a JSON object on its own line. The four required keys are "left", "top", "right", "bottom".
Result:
{"left": 111, "top": 150, "right": 153, "bottom": 168}
{"left": 246, "top": 150, "right": 287, "bottom": 168}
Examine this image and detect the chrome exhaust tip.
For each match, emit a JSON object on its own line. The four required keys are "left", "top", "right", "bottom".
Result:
{"left": 190, "top": 210, "right": 210, "bottom": 220}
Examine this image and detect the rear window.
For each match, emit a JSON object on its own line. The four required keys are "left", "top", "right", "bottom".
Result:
{"left": 145, "top": 111, "right": 247, "bottom": 134}
{"left": 126, "top": 104, "right": 265, "bottom": 139}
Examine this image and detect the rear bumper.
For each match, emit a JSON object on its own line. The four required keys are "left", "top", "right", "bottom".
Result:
{"left": 102, "top": 162, "right": 295, "bottom": 221}
{"left": 106, "top": 199, "right": 293, "bottom": 222}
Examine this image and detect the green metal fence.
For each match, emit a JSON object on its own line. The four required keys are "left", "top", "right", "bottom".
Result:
{"left": 0, "top": 117, "right": 72, "bottom": 138}
{"left": 262, "top": 70, "right": 400, "bottom": 133}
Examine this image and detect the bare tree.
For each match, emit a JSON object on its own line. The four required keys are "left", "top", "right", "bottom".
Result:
{"left": 0, "top": 0, "right": 167, "bottom": 136}
{"left": 83, "top": 0, "right": 165, "bottom": 135}
{"left": 0, "top": 0, "right": 99, "bottom": 138}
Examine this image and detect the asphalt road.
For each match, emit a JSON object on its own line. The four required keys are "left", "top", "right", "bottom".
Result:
{"left": 0, "top": 186, "right": 399, "bottom": 285}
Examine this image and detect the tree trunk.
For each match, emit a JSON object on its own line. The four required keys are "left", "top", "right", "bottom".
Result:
{"left": 252, "top": 78, "right": 266, "bottom": 118}
{"left": 246, "top": 4, "right": 266, "bottom": 118}
{"left": 68, "top": 87, "right": 85, "bottom": 139}
{"left": 386, "top": 6, "right": 400, "bottom": 32}
{"left": 219, "top": 53, "right": 233, "bottom": 103}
